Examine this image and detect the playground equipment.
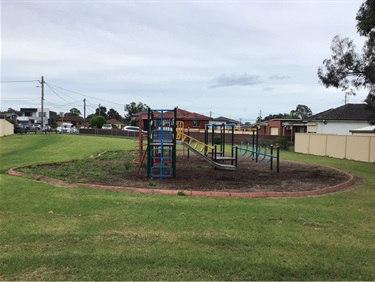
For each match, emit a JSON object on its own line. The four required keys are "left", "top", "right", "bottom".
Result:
{"left": 136, "top": 108, "right": 239, "bottom": 179}
{"left": 146, "top": 108, "right": 177, "bottom": 179}
{"left": 236, "top": 127, "right": 280, "bottom": 173}
{"left": 204, "top": 123, "right": 238, "bottom": 167}
{"left": 177, "top": 122, "right": 238, "bottom": 171}
{"left": 135, "top": 107, "right": 279, "bottom": 178}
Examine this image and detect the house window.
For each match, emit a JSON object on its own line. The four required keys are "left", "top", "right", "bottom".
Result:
{"left": 193, "top": 120, "right": 200, "bottom": 127}
{"left": 295, "top": 127, "right": 305, "bottom": 133}
{"left": 270, "top": 127, "right": 279, "bottom": 135}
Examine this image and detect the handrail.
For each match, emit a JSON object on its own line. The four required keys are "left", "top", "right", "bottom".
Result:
{"left": 176, "top": 120, "right": 214, "bottom": 152}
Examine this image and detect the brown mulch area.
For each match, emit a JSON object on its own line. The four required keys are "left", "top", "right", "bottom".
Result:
{"left": 90, "top": 153, "right": 352, "bottom": 193}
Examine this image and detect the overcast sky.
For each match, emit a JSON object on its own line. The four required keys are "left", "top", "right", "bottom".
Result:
{"left": 1, "top": 0, "right": 368, "bottom": 122}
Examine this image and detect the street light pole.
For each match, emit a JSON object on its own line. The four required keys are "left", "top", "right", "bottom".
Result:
{"left": 40, "top": 76, "right": 44, "bottom": 130}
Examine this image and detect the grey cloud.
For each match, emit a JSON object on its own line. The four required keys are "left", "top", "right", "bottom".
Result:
{"left": 210, "top": 73, "right": 263, "bottom": 88}
{"left": 268, "top": 74, "right": 292, "bottom": 80}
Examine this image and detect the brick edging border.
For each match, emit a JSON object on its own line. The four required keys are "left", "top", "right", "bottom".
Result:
{"left": 6, "top": 165, "right": 355, "bottom": 198}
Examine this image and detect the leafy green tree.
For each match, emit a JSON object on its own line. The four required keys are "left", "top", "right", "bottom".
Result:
{"left": 262, "top": 113, "right": 291, "bottom": 121}
{"left": 290, "top": 104, "right": 313, "bottom": 119}
{"left": 89, "top": 115, "right": 106, "bottom": 129}
{"left": 65, "top": 108, "right": 81, "bottom": 117}
{"left": 124, "top": 102, "right": 147, "bottom": 123}
{"left": 107, "top": 108, "right": 123, "bottom": 122}
{"left": 318, "top": 0, "right": 374, "bottom": 124}
{"left": 95, "top": 106, "right": 108, "bottom": 120}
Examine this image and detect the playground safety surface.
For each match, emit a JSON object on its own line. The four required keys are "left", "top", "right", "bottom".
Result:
{"left": 9, "top": 151, "right": 356, "bottom": 197}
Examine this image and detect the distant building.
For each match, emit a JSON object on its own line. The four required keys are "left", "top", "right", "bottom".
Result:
{"left": 306, "top": 103, "right": 371, "bottom": 135}
{"left": 210, "top": 116, "right": 240, "bottom": 126}
{"left": 19, "top": 108, "right": 57, "bottom": 127}
{"left": 137, "top": 108, "right": 211, "bottom": 130}
{"left": 252, "top": 119, "right": 307, "bottom": 141}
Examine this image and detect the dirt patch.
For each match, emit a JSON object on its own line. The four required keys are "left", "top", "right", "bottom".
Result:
{"left": 110, "top": 155, "right": 351, "bottom": 193}
{"left": 12, "top": 150, "right": 354, "bottom": 196}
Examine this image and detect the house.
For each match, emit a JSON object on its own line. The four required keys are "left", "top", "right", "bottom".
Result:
{"left": 57, "top": 116, "right": 86, "bottom": 128}
{"left": 137, "top": 108, "right": 211, "bottom": 130}
{"left": 107, "top": 118, "right": 124, "bottom": 129}
{"left": 0, "top": 112, "right": 18, "bottom": 121}
{"left": 252, "top": 119, "right": 307, "bottom": 141}
{"left": 19, "top": 108, "right": 57, "bottom": 128}
{"left": 306, "top": 103, "right": 371, "bottom": 135}
{"left": 210, "top": 116, "right": 240, "bottom": 126}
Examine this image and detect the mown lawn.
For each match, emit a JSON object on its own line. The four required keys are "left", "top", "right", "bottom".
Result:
{"left": 0, "top": 134, "right": 374, "bottom": 281}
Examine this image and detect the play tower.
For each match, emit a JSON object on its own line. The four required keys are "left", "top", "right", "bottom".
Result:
{"left": 146, "top": 107, "right": 177, "bottom": 179}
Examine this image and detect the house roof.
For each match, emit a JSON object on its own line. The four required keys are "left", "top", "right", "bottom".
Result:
{"left": 349, "top": 125, "right": 375, "bottom": 133}
{"left": 139, "top": 108, "right": 210, "bottom": 120}
{"left": 308, "top": 103, "right": 370, "bottom": 121}
{"left": 58, "top": 116, "right": 84, "bottom": 122}
{"left": 212, "top": 116, "right": 239, "bottom": 124}
{"left": 20, "top": 108, "right": 38, "bottom": 112}
{"left": 107, "top": 118, "right": 122, "bottom": 124}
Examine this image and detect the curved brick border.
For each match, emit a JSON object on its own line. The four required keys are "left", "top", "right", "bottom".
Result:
{"left": 6, "top": 164, "right": 355, "bottom": 198}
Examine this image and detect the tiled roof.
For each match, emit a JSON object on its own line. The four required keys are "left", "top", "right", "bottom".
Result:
{"left": 139, "top": 108, "right": 210, "bottom": 120}
{"left": 58, "top": 116, "right": 84, "bottom": 122}
{"left": 107, "top": 118, "right": 122, "bottom": 124}
{"left": 213, "top": 116, "right": 239, "bottom": 123}
{"left": 308, "top": 103, "right": 370, "bottom": 121}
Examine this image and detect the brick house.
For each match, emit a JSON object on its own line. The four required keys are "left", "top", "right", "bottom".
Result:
{"left": 57, "top": 116, "right": 87, "bottom": 128}
{"left": 253, "top": 119, "right": 307, "bottom": 141}
{"left": 107, "top": 118, "right": 124, "bottom": 129}
{"left": 137, "top": 108, "right": 211, "bottom": 130}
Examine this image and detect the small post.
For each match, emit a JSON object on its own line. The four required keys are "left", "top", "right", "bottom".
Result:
{"left": 256, "top": 127, "right": 259, "bottom": 162}
{"left": 270, "top": 144, "right": 273, "bottom": 171}
{"left": 277, "top": 146, "right": 280, "bottom": 173}
{"left": 235, "top": 146, "right": 238, "bottom": 167}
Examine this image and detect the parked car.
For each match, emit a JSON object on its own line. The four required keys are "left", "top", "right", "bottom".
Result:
{"left": 14, "top": 123, "right": 27, "bottom": 134}
{"left": 101, "top": 124, "right": 113, "bottom": 130}
{"left": 123, "top": 126, "right": 147, "bottom": 134}
{"left": 29, "top": 124, "right": 40, "bottom": 131}
{"left": 42, "top": 125, "right": 52, "bottom": 132}
{"left": 57, "top": 123, "right": 77, "bottom": 134}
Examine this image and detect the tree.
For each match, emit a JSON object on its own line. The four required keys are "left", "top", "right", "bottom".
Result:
{"left": 65, "top": 108, "right": 81, "bottom": 117}
{"left": 262, "top": 113, "right": 291, "bottom": 121}
{"left": 89, "top": 115, "right": 106, "bottom": 129}
{"left": 124, "top": 102, "right": 147, "bottom": 124}
{"left": 318, "top": 0, "right": 375, "bottom": 124}
{"left": 95, "top": 106, "right": 108, "bottom": 120}
{"left": 290, "top": 104, "right": 313, "bottom": 119}
{"left": 107, "top": 108, "right": 123, "bottom": 122}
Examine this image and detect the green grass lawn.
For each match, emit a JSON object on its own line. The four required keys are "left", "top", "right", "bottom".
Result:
{"left": 1, "top": 134, "right": 374, "bottom": 280}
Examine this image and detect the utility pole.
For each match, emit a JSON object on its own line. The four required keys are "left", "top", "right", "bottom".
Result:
{"left": 83, "top": 98, "right": 86, "bottom": 126}
{"left": 98, "top": 103, "right": 101, "bottom": 116}
{"left": 40, "top": 76, "right": 44, "bottom": 129}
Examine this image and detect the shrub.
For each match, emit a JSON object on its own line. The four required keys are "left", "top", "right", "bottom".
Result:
{"left": 275, "top": 136, "right": 293, "bottom": 150}
{"left": 213, "top": 137, "right": 221, "bottom": 145}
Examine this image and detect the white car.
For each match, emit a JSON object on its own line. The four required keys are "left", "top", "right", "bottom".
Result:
{"left": 57, "top": 123, "right": 77, "bottom": 134}
{"left": 101, "top": 124, "right": 113, "bottom": 130}
{"left": 123, "top": 126, "right": 147, "bottom": 134}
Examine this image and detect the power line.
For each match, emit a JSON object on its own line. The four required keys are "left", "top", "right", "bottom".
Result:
{"left": 0, "top": 80, "right": 39, "bottom": 83}
{"left": 45, "top": 82, "right": 76, "bottom": 103}
{"left": 46, "top": 82, "right": 126, "bottom": 107}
